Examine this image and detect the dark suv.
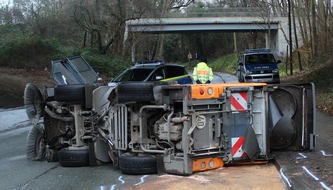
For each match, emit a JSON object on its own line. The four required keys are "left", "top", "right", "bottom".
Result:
{"left": 236, "top": 49, "right": 281, "bottom": 84}
{"left": 108, "top": 60, "right": 193, "bottom": 87}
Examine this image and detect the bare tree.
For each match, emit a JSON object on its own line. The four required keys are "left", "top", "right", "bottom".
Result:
{"left": 72, "top": 0, "right": 147, "bottom": 55}
{"left": 311, "top": 0, "right": 317, "bottom": 60}
{"left": 292, "top": 0, "right": 302, "bottom": 71}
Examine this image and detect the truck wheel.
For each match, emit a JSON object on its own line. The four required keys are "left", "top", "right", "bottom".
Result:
{"left": 26, "top": 124, "right": 46, "bottom": 161}
{"left": 118, "top": 155, "right": 157, "bottom": 175}
{"left": 117, "top": 82, "right": 154, "bottom": 103}
{"left": 58, "top": 148, "right": 89, "bottom": 167}
{"left": 24, "top": 83, "right": 44, "bottom": 125}
{"left": 54, "top": 85, "right": 85, "bottom": 104}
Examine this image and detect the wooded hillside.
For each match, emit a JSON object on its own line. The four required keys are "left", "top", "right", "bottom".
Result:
{"left": 1, "top": 0, "right": 333, "bottom": 76}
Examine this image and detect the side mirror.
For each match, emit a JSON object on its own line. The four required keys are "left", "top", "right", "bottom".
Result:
{"left": 277, "top": 60, "right": 281, "bottom": 64}
{"left": 238, "top": 62, "right": 244, "bottom": 66}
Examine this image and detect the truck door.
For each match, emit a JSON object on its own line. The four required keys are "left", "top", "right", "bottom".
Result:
{"left": 222, "top": 85, "right": 268, "bottom": 162}
{"left": 51, "top": 56, "right": 99, "bottom": 85}
{"left": 268, "top": 83, "right": 316, "bottom": 150}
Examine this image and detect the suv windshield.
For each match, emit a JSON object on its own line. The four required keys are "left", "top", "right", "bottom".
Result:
{"left": 245, "top": 54, "right": 276, "bottom": 64}
{"left": 113, "top": 68, "right": 154, "bottom": 82}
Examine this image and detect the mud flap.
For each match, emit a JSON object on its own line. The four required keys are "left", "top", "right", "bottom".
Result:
{"left": 243, "top": 126, "right": 260, "bottom": 161}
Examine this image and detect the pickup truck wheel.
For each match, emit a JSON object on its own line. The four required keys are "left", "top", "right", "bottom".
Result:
{"left": 58, "top": 148, "right": 89, "bottom": 167}
{"left": 54, "top": 85, "right": 85, "bottom": 104}
{"left": 24, "top": 83, "right": 44, "bottom": 125}
{"left": 118, "top": 155, "right": 157, "bottom": 175}
{"left": 117, "top": 82, "right": 154, "bottom": 103}
{"left": 26, "top": 124, "right": 46, "bottom": 161}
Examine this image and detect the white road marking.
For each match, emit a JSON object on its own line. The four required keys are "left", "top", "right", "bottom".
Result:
{"left": 302, "top": 166, "right": 319, "bottom": 181}
{"left": 320, "top": 150, "right": 333, "bottom": 157}
{"left": 279, "top": 168, "right": 292, "bottom": 188}
{"left": 296, "top": 153, "right": 307, "bottom": 159}
{"left": 118, "top": 176, "right": 125, "bottom": 184}
{"left": 134, "top": 175, "right": 148, "bottom": 186}
{"left": 320, "top": 182, "right": 332, "bottom": 190}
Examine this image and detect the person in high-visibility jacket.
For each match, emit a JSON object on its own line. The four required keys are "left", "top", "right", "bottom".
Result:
{"left": 192, "top": 57, "right": 213, "bottom": 84}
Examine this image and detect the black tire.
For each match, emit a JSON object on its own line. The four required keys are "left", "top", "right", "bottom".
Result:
{"left": 118, "top": 155, "right": 157, "bottom": 175}
{"left": 26, "top": 124, "right": 46, "bottom": 161}
{"left": 117, "top": 82, "right": 155, "bottom": 103}
{"left": 58, "top": 148, "right": 89, "bottom": 167}
{"left": 24, "top": 83, "right": 44, "bottom": 125}
{"left": 54, "top": 85, "right": 85, "bottom": 103}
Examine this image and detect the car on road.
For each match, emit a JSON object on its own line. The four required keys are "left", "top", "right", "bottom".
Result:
{"left": 108, "top": 60, "right": 193, "bottom": 87}
{"left": 236, "top": 49, "right": 281, "bottom": 84}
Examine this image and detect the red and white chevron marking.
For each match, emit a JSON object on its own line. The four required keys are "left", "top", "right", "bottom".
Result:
{"left": 231, "top": 137, "right": 247, "bottom": 158}
{"left": 230, "top": 92, "right": 247, "bottom": 111}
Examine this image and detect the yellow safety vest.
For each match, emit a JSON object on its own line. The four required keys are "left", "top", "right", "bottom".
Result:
{"left": 193, "top": 62, "right": 213, "bottom": 84}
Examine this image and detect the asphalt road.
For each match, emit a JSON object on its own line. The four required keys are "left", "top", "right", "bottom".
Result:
{"left": 274, "top": 110, "right": 333, "bottom": 190}
{"left": 0, "top": 127, "right": 148, "bottom": 190}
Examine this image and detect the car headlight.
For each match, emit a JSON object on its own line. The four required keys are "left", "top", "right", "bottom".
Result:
{"left": 273, "top": 69, "right": 279, "bottom": 73}
{"left": 246, "top": 70, "right": 252, "bottom": 74}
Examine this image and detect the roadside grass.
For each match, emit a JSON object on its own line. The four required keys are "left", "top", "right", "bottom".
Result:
{"left": 182, "top": 53, "right": 239, "bottom": 74}
{"left": 282, "top": 62, "right": 333, "bottom": 116}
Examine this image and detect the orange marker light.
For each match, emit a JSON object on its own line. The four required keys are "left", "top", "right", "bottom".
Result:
{"left": 192, "top": 157, "right": 224, "bottom": 172}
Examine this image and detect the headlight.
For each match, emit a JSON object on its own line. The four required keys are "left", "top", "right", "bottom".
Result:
{"left": 245, "top": 70, "right": 252, "bottom": 74}
{"left": 273, "top": 69, "right": 279, "bottom": 73}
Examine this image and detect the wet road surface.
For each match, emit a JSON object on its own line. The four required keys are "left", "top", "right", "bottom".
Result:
{"left": 274, "top": 110, "right": 333, "bottom": 190}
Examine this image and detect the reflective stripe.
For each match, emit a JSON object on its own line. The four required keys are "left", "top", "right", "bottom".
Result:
{"left": 197, "top": 68, "right": 210, "bottom": 83}
{"left": 198, "top": 76, "right": 208, "bottom": 80}
{"left": 197, "top": 70, "right": 209, "bottom": 75}
{"left": 160, "top": 74, "right": 189, "bottom": 82}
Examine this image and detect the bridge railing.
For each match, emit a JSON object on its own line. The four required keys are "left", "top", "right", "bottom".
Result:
{"left": 147, "top": 7, "right": 287, "bottom": 18}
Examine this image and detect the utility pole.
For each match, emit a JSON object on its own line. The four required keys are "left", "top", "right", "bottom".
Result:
{"left": 288, "top": 0, "right": 293, "bottom": 75}
{"left": 233, "top": 32, "right": 237, "bottom": 53}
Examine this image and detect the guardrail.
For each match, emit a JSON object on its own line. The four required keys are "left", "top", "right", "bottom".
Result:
{"left": 145, "top": 7, "right": 287, "bottom": 18}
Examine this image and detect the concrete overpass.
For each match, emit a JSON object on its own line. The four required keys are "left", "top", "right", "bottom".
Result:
{"left": 125, "top": 17, "right": 292, "bottom": 57}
